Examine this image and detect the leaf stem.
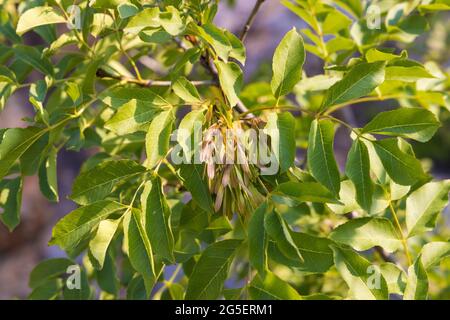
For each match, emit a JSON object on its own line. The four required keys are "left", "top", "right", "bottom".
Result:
{"left": 55, "top": 2, "right": 94, "bottom": 56}
{"left": 153, "top": 264, "right": 183, "bottom": 299}
{"left": 17, "top": 77, "right": 76, "bottom": 89}
{"left": 238, "top": 105, "right": 298, "bottom": 118}
{"left": 389, "top": 201, "right": 412, "bottom": 266}
{"left": 183, "top": 37, "right": 251, "bottom": 115}
{"left": 323, "top": 94, "right": 419, "bottom": 115}
{"left": 308, "top": 1, "right": 328, "bottom": 61}
{"left": 113, "top": 12, "right": 143, "bottom": 81}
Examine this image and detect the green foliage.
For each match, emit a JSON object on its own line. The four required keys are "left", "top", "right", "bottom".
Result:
{"left": 0, "top": 0, "right": 449, "bottom": 300}
{"left": 271, "top": 28, "right": 305, "bottom": 100}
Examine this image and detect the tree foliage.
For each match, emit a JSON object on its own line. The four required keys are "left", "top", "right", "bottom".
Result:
{"left": 0, "top": 0, "right": 450, "bottom": 300}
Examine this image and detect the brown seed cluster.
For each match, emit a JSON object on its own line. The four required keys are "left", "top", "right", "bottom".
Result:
{"left": 199, "top": 117, "right": 268, "bottom": 218}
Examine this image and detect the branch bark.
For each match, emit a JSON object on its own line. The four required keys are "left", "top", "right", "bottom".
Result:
{"left": 188, "top": 41, "right": 252, "bottom": 115}
{"left": 96, "top": 68, "right": 215, "bottom": 87}
{"left": 240, "top": 0, "right": 266, "bottom": 41}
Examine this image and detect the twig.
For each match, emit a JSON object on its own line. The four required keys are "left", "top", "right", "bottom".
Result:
{"left": 389, "top": 201, "right": 412, "bottom": 266}
{"left": 199, "top": 51, "right": 252, "bottom": 115}
{"left": 96, "top": 68, "right": 215, "bottom": 87}
{"left": 152, "top": 264, "right": 183, "bottom": 299}
{"left": 322, "top": 94, "right": 419, "bottom": 116}
{"left": 240, "top": 0, "right": 266, "bottom": 41}
{"left": 181, "top": 34, "right": 253, "bottom": 115}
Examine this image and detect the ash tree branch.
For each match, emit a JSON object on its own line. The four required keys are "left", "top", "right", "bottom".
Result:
{"left": 184, "top": 40, "right": 252, "bottom": 115}
{"left": 96, "top": 68, "right": 215, "bottom": 87}
{"left": 240, "top": 0, "right": 266, "bottom": 41}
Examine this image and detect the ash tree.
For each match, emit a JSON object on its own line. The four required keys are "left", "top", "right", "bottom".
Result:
{"left": 0, "top": 0, "right": 450, "bottom": 300}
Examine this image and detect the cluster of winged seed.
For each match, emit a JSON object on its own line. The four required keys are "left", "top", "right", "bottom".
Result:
{"left": 199, "top": 119, "right": 267, "bottom": 218}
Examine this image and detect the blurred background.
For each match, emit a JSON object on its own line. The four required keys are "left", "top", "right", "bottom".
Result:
{"left": 0, "top": 0, "right": 449, "bottom": 299}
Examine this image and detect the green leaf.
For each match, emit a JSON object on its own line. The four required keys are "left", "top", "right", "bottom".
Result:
{"left": 100, "top": 87, "right": 170, "bottom": 109}
{"left": 20, "top": 130, "right": 49, "bottom": 177}
{"left": 292, "top": 232, "right": 335, "bottom": 273}
{"left": 176, "top": 109, "right": 204, "bottom": 160}
{"left": 96, "top": 251, "right": 120, "bottom": 295}
{"left": 159, "top": 6, "right": 184, "bottom": 36}
{"left": 385, "top": 66, "right": 434, "bottom": 82}
{"left": 380, "top": 263, "right": 407, "bottom": 295}
{"left": 419, "top": 3, "right": 450, "bottom": 12}
{"left": 249, "top": 272, "right": 302, "bottom": 300}
{"left": 29, "top": 258, "right": 74, "bottom": 289}
{"left": 88, "top": 218, "right": 121, "bottom": 269}
{"left": 123, "top": 209, "right": 156, "bottom": 297}
{"left": 330, "top": 217, "right": 403, "bottom": 253}
{"left": 179, "top": 201, "right": 209, "bottom": 234}
{"left": 124, "top": 7, "right": 160, "bottom": 34}
{"left": 49, "top": 200, "right": 126, "bottom": 251}
{"left": 14, "top": 45, "right": 54, "bottom": 75}
{"left": 365, "top": 48, "right": 403, "bottom": 63}
{"left": 0, "top": 65, "right": 17, "bottom": 84}
{"left": 139, "top": 28, "right": 171, "bottom": 44}
{"left": 0, "top": 177, "right": 22, "bottom": 231}
{"left": 179, "top": 163, "right": 214, "bottom": 213}
{"left": 16, "top": 6, "right": 66, "bottom": 35}
{"left": 195, "top": 23, "right": 232, "bottom": 62}
{"left": 70, "top": 160, "right": 146, "bottom": 205}
{"left": 265, "top": 112, "right": 296, "bottom": 173}
{"left": 0, "top": 11, "right": 21, "bottom": 43}
{"left": 326, "top": 36, "right": 355, "bottom": 55}
{"left": 126, "top": 275, "right": 147, "bottom": 300}
{"left": 420, "top": 242, "right": 450, "bottom": 270}
{"left": 273, "top": 181, "right": 340, "bottom": 204}
{"left": 185, "top": 239, "right": 241, "bottom": 300}
{"left": 224, "top": 30, "right": 246, "bottom": 65}
{"left": 322, "top": 10, "right": 352, "bottom": 34}
{"left": 281, "top": 2, "right": 317, "bottom": 32}
{"left": 345, "top": 138, "right": 373, "bottom": 210}
{"left": 174, "top": 230, "right": 201, "bottom": 263}
{"left": 117, "top": 3, "right": 139, "bottom": 19}
{"left": 172, "top": 77, "right": 202, "bottom": 104}
{"left": 38, "top": 147, "right": 59, "bottom": 202}
{"left": 334, "top": 0, "right": 363, "bottom": 17}
{"left": 271, "top": 28, "right": 305, "bottom": 99}
{"left": 321, "top": 61, "right": 385, "bottom": 110}
{"left": 29, "top": 79, "right": 49, "bottom": 123}
{"left": 104, "top": 102, "right": 162, "bottom": 135}
{"left": 62, "top": 268, "right": 91, "bottom": 300}
{"left": 327, "top": 180, "right": 360, "bottom": 214}
{"left": 405, "top": 180, "right": 450, "bottom": 237}
{"left": 28, "top": 279, "right": 61, "bottom": 300}
{"left": 145, "top": 110, "right": 174, "bottom": 169}
{"left": 362, "top": 108, "right": 440, "bottom": 142}
{"left": 141, "top": 177, "right": 174, "bottom": 263}
{"left": 268, "top": 233, "right": 335, "bottom": 273}
{"left": 371, "top": 138, "right": 426, "bottom": 186}
{"left": 0, "top": 82, "right": 16, "bottom": 111}
{"left": 331, "top": 245, "right": 389, "bottom": 300}
{"left": 102, "top": 87, "right": 170, "bottom": 135}
{"left": 0, "top": 127, "right": 46, "bottom": 180}
{"left": 307, "top": 119, "right": 341, "bottom": 195}
{"left": 92, "top": 0, "right": 127, "bottom": 9}
{"left": 248, "top": 202, "right": 269, "bottom": 276}
{"left": 404, "top": 256, "right": 428, "bottom": 300}
{"left": 264, "top": 209, "right": 303, "bottom": 262}
{"left": 215, "top": 60, "right": 243, "bottom": 107}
